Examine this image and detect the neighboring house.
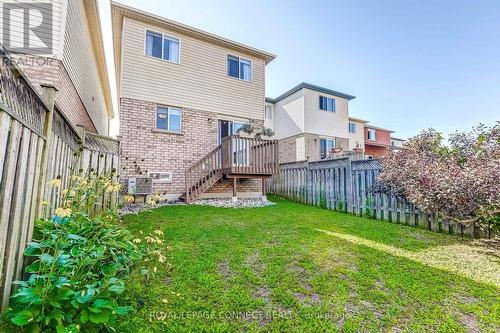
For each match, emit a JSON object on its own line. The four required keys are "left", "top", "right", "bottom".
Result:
{"left": 0, "top": 0, "right": 113, "bottom": 134}
{"left": 390, "top": 137, "right": 407, "bottom": 149}
{"left": 364, "top": 125, "right": 394, "bottom": 158}
{"left": 348, "top": 117, "right": 368, "bottom": 152}
{"left": 265, "top": 82, "right": 356, "bottom": 163}
{"left": 111, "top": 2, "right": 278, "bottom": 201}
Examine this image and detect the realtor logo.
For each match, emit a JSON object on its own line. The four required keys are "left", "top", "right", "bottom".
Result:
{"left": 2, "top": 2, "right": 53, "bottom": 54}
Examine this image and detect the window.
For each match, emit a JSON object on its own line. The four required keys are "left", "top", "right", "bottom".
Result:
{"left": 319, "top": 96, "right": 336, "bottom": 112}
{"left": 148, "top": 172, "right": 173, "bottom": 183}
{"left": 349, "top": 122, "right": 356, "bottom": 133}
{"left": 320, "top": 138, "right": 335, "bottom": 160}
{"left": 156, "top": 106, "right": 182, "bottom": 132}
{"left": 227, "top": 55, "right": 252, "bottom": 81}
{"left": 367, "top": 129, "right": 376, "bottom": 141}
{"left": 145, "top": 30, "right": 179, "bottom": 63}
{"left": 265, "top": 105, "right": 273, "bottom": 120}
{"left": 391, "top": 140, "right": 396, "bottom": 147}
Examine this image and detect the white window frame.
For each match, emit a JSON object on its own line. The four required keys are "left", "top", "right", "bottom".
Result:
{"left": 155, "top": 106, "right": 182, "bottom": 133}
{"left": 144, "top": 29, "right": 181, "bottom": 64}
{"left": 226, "top": 54, "right": 252, "bottom": 81}
{"left": 319, "top": 95, "right": 336, "bottom": 112}
{"left": 320, "top": 138, "right": 336, "bottom": 160}
{"left": 367, "top": 129, "right": 377, "bottom": 141}
{"left": 349, "top": 122, "right": 356, "bottom": 133}
{"left": 265, "top": 105, "right": 273, "bottom": 120}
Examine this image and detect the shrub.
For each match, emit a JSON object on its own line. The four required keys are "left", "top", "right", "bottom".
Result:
{"left": 3, "top": 170, "right": 166, "bottom": 332}
{"left": 379, "top": 123, "right": 500, "bottom": 229}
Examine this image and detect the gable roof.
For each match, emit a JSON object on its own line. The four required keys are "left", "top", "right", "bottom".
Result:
{"left": 266, "top": 82, "right": 356, "bottom": 103}
{"left": 111, "top": 1, "right": 276, "bottom": 96}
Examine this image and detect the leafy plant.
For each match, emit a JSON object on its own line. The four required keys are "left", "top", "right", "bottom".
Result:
{"left": 259, "top": 127, "right": 275, "bottom": 137}
{"left": 4, "top": 210, "right": 141, "bottom": 332}
{"left": 379, "top": 123, "right": 500, "bottom": 230}
{"left": 236, "top": 123, "right": 254, "bottom": 135}
{"left": 336, "top": 196, "right": 344, "bottom": 212}
{"left": 364, "top": 197, "right": 374, "bottom": 218}
{"left": 2, "top": 168, "right": 167, "bottom": 332}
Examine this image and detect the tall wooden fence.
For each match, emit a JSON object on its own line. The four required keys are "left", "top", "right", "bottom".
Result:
{"left": 267, "top": 157, "right": 496, "bottom": 239}
{"left": 0, "top": 45, "right": 120, "bottom": 311}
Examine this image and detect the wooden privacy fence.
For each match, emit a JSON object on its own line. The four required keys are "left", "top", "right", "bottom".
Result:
{"left": 0, "top": 45, "right": 120, "bottom": 311}
{"left": 266, "top": 157, "right": 495, "bottom": 239}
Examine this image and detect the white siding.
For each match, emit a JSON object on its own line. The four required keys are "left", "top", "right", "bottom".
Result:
{"left": 0, "top": 0, "right": 64, "bottom": 57}
{"left": 120, "top": 17, "right": 266, "bottom": 121}
{"left": 348, "top": 120, "right": 365, "bottom": 151}
{"left": 303, "top": 89, "right": 349, "bottom": 139}
{"left": 62, "top": 0, "right": 108, "bottom": 134}
{"left": 273, "top": 89, "right": 305, "bottom": 139}
{"left": 264, "top": 102, "right": 274, "bottom": 131}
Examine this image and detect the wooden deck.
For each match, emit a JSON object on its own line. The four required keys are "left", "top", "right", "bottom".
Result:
{"left": 185, "top": 135, "right": 279, "bottom": 202}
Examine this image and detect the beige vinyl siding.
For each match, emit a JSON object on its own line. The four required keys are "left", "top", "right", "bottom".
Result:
{"left": 348, "top": 120, "right": 365, "bottom": 151}
{"left": 120, "top": 17, "right": 266, "bottom": 121}
{"left": 303, "top": 89, "right": 350, "bottom": 139}
{"left": 0, "top": 0, "right": 64, "bottom": 57}
{"left": 62, "top": 0, "right": 108, "bottom": 134}
{"left": 273, "top": 89, "right": 305, "bottom": 139}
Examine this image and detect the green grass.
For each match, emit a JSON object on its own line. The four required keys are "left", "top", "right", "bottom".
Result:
{"left": 120, "top": 196, "right": 500, "bottom": 332}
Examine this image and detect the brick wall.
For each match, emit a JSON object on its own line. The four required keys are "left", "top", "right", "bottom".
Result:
{"left": 120, "top": 97, "right": 264, "bottom": 199}
{"left": 279, "top": 135, "right": 299, "bottom": 163}
{"left": 365, "top": 144, "right": 389, "bottom": 158}
{"left": 11, "top": 54, "right": 97, "bottom": 133}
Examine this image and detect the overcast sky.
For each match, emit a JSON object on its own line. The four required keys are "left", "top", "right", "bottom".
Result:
{"left": 100, "top": 0, "right": 500, "bottom": 139}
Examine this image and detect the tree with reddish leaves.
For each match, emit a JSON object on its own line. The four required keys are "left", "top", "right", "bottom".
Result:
{"left": 379, "top": 123, "right": 500, "bottom": 229}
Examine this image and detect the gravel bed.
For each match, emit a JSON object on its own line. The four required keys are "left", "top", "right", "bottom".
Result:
{"left": 119, "top": 201, "right": 184, "bottom": 215}
{"left": 192, "top": 198, "right": 274, "bottom": 208}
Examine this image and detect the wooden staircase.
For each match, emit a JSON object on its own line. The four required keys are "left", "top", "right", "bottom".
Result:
{"left": 184, "top": 135, "right": 279, "bottom": 203}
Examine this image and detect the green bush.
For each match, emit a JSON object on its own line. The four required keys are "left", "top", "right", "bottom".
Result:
{"left": 4, "top": 210, "right": 141, "bottom": 332}
{"left": 2, "top": 166, "right": 166, "bottom": 333}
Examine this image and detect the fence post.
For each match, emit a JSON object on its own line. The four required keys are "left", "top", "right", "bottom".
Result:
{"left": 345, "top": 156, "right": 354, "bottom": 213}
{"left": 34, "top": 84, "right": 57, "bottom": 219}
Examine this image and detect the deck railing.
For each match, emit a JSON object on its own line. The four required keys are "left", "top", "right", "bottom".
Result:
{"left": 220, "top": 135, "right": 279, "bottom": 175}
{"left": 185, "top": 135, "right": 279, "bottom": 202}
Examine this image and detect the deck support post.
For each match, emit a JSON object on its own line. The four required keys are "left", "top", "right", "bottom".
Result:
{"left": 261, "top": 178, "right": 267, "bottom": 202}
{"left": 232, "top": 178, "right": 238, "bottom": 202}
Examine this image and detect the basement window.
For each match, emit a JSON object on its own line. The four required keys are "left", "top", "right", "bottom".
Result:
{"left": 148, "top": 172, "right": 173, "bottom": 183}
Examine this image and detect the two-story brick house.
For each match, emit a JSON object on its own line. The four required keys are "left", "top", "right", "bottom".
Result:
{"left": 364, "top": 125, "right": 395, "bottom": 158}
{"left": 111, "top": 2, "right": 278, "bottom": 201}
{"left": 2, "top": 0, "right": 113, "bottom": 134}
{"left": 265, "top": 83, "right": 357, "bottom": 163}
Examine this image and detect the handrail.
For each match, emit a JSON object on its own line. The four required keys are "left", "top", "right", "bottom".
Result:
{"left": 184, "top": 135, "right": 279, "bottom": 202}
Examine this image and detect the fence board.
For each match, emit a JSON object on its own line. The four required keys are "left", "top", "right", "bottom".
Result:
{"left": 267, "top": 157, "right": 492, "bottom": 239}
{"left": 0, "top": 45, "right": 121, "bottom": 311}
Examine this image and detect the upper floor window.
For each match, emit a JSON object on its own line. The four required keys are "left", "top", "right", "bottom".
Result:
{"left": 156, "top": 106, "right": 182, "bottom": 132}
{"left": 367, "top": 129, "right": 376, "bottom": 141}
{"left": 227, "top": 55, "right": 252, "bottom": 81}
{"left": 348, "top": 122, "right": 356, "bottom": 133}
{"left": 265, "top": 105, "right": 273, "bottom": 120}
{"left": 320, "top": 138, "right": 335, "bottom": 160}
{"left": 319, "top": 96, "right": 335, "bottom": 112}
{"left": 145, "top": 30, "right": 179, "bottom": 63}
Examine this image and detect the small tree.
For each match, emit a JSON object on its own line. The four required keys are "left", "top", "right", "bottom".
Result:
{"left": 378, "top": 123, "right": 500, "bottom": 229}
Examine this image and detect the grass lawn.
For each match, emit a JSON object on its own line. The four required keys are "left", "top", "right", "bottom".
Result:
{"left": 120, "top": 196, "right": 500, "bottom": 333}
